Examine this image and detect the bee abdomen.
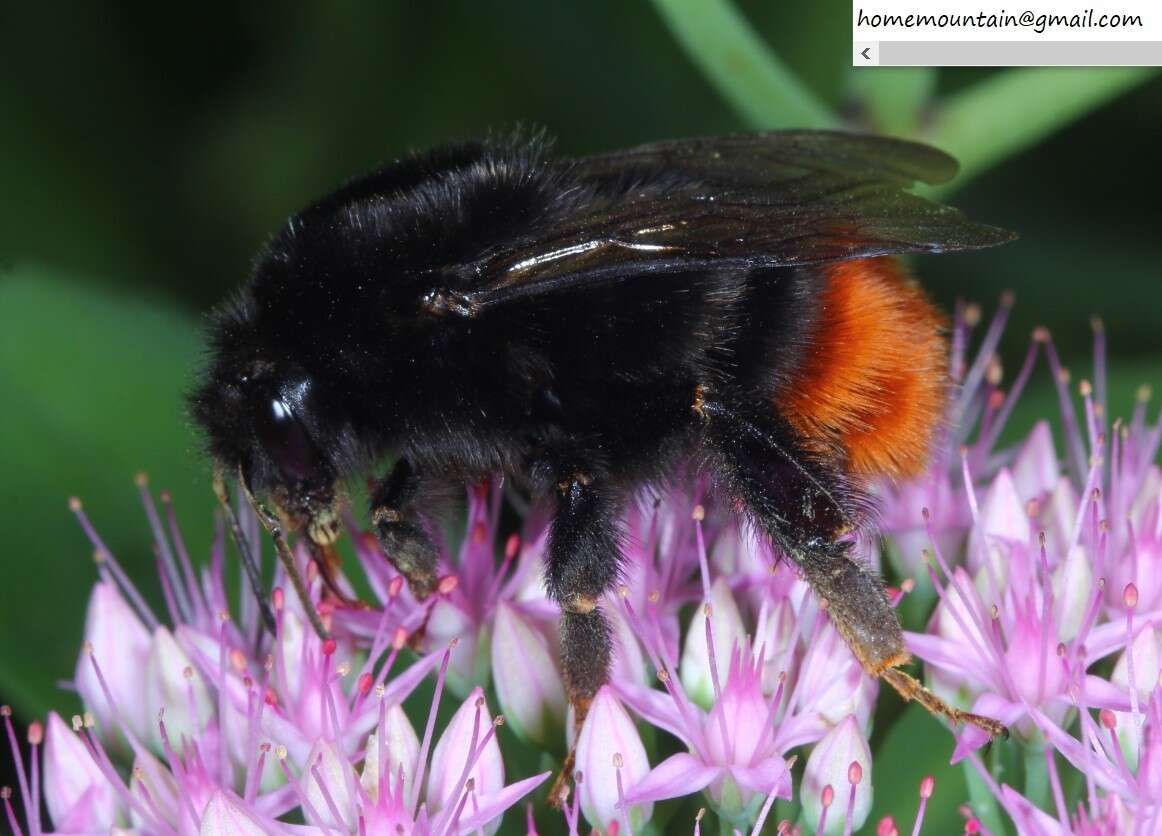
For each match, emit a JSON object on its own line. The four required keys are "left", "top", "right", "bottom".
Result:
{"left": 775, "top": 257, "right": 947, "bottom": 479}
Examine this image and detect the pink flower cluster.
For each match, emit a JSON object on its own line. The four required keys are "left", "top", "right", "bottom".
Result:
{"left": 3, "top": 299, "right": 1161, "bottom": 835}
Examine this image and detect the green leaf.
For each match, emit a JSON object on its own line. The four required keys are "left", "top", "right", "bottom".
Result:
{"left": 649, "top": 0, "right": 839, "bottom": 129}
{"left": 924, "top": 67, "right": 1158, "bottom": 192}
{"left": 850, "top": 68, "right": 937, "bottom": 136}
{"left": 870, "top": 703, "right": 968, "bottom": 834}
{"left": 0, "top": 266, "right": 211, "bottom": 718}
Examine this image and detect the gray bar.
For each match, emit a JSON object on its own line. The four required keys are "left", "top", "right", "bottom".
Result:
{"left": 878, "top": 40, "right": 1162, "bottom": 66}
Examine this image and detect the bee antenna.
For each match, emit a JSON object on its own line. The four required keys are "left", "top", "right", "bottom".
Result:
{"left": 235, "top": 465, "right": 331, "bottom": 641}
{"left": 213, "top": 465, "right": 278, "bottom": 636}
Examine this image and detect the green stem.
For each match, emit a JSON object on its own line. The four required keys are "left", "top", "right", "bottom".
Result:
{"left": 1023, "top": 744, "right": 1050, "bottom": 812}
{"left": 924, "top": 67, "right": 1157, "bottom": 192}
{"left": 649, "top": 0, "right": 839, "bottom": 130}
{"left": 851, "top": 67, "right": 937, "bottom": 136}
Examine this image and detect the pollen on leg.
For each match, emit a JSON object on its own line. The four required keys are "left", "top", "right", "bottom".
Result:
{"left": 776, "top": 257, "right": 947, "bottom": 479}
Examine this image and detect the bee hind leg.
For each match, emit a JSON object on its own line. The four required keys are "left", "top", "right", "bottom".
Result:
{"left": 697, "top": 394, "right": 1007, "bottom": 739}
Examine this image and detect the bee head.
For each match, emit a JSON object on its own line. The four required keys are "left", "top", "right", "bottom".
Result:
{"left": 190, "top": 298, "right": 340, "bottom": 543}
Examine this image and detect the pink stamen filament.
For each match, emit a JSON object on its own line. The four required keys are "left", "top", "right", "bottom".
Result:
{"left": 310, "top": 756, "right": 350, "bottom": 831}
{"left": 694, "top": 515, "right": 711, "bottom": 600}
{"left": 1, "top": 711, "right": 33, "bottom": 836}
{"left": 27, "top": 728, "right": 40, "bottom": 836}
{"left": 817, "top": 784, "right": 834, "bottom": 834}
{"left": 751, "top": 785, "right": 779, "bottom": 836}
{"left": 911, "top": 775, "right": 934, "bottom": 836}
{"left": 704, "top": 610, "right": 734, "bottom": 764}
{"left": 71, "top": 502, "right": 160, "bottom": 630}
{"left": 245, "top": 743, "right": 270, "bottom": 805}
{"left": 162, "top": 492, "right": 207, "bottom": 621}
{"left": 157, "top": 715, "right": 203, "bottom": 827}
{"left": 78, "top": 724, "right": 163, "bottom": 829}
{"left": 1036, "top": 541, "right": 1054, "bottom": 703}
{"left": 921, "top": 557, "right": 1007, "bottom": 695}
{"left": 278, "top": 756, "right": 335, "bottom": 835}
{"left": 614, "top": 753, "right": 633, "bottom": 836}
{"left": 952, "top": 296, "right": 1012, "bottom": 429}
{"left": 1124, "top": 586, "right": 1141, "bottom": 733}
{"left": 924, "top": 508, "right": 1006, "bottom": 678}
{"left": 980, "top": 338, "right": 1041, "bottom": 455}
{"left": 1043, "top": 336, "right": 1089, "bottom": 485}
{"left": 619, "top": 595, "right": 708, "bottom": 759}
{"left": 155, "top": 557, "right": 182, "bottom": 625}
{"left": 217, "top": 622, "right": 230, "bottom": 783}
{"left": 2, "top": 789, "right": 23, "bottom": 836}
{"left": 842, "top": 760, "right": 861, "bottom": 836}
{"left": 411, "top": 645, "right": 453, "bottom": 813}
{"left": 1044, "top": 746, "right": 1068, "bottom": 827}
{"left": 130, "top": 773, "right": 175, "bottom": 836}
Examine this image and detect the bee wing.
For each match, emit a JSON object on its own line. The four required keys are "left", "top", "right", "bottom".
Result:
{"left": 435, "top": 131, "right": 1013, "bottom": 316}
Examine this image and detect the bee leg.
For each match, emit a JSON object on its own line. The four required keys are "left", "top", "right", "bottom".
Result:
{"left": 697, "top": 395, "right": 1007, "bottom": 739}
{"left": 369, "top": 458, "right": 440, "bottom": 601}
{"left": 544, "top": 470, "right": 620, "bottom": 807}
{"left": 799, "top": 544, "right": 1007, "bottom": 738}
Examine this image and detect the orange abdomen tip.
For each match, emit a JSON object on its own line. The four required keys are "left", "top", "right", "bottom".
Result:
{"left": 779, "top": 257, "right": 947, "bottom": 479}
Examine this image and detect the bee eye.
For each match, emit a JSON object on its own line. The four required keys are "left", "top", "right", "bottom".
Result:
{"left": 255, "top": 397, "right": 327, "bottom": 483}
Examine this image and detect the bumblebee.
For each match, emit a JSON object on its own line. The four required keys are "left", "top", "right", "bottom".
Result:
{"left": 191, "top": 130, "right": 1012, "bottom": 741}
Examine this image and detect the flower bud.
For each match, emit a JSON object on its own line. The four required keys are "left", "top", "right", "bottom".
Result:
{"left": 1052, "top": 545, "right": 1092, "bottom": 642}
{"left": 427, "top": 687, "right": 505, "bottom": 832}
{"left": 1111, "top": 626, "right": 1162, "bottom": 769}
{"left": 43, "top": 711, "right": 122, "bottom": 831}
{"left": 801, "top": 715, "right": 873, "bottom": 836}
{"left": 490, "top": 600, "right": 566, "bottom": 746}
{"left": 74, "top": 581, "right": 153, "bottom": 747}
{"left": 680, "top": 577, "right": 746, "bottom": 708}
{"left": 303, "top": 738, "right": 358, "bottom": 831}
{"left": 361, "top": 703, "right": 421, "bottom": 803}
{"left": 145, "top": 626, "right": 215, "bottom": 753}
{"left": 968, "top": 468, "right": 1030, "bottom": 578}
{"left": 574, "top": 685, "right": 653, "bottom": 833}
{"left": 1011, "top": 421, "right": 1059, "bottom": 501}
{"left": 198, "top": 790, "right": 272, "bottom": 835}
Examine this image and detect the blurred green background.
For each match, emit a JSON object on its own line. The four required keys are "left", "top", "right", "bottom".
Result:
{"left": 1, "top": 0, "right": 1159, "bottom": 830}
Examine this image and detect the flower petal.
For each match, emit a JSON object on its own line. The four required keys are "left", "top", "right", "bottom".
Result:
{"left": 74, "top": 581, "right": 153, "bottom": 748}
{"left": 951, "top": 695, "right": 1024, "bottom": 763}
{"left": 680, "top": 577, "right": 746, "bottom": 709}
{"left": 452, "top": 771, "right": 552, "bottom": 834}
{"left": 575, "top": 685, "right": 653, "bottom": 832}
{"left": 730, "top": 757, "right": 792, "bottom": 796}
{"left": 43, "top": 711, "right": 122, "bottom": 832}
{"left": 428, "top": 687, "right": 505, "bottom": 829}
{"left": 623, "top": 753, "right": 721, "bottom": 804}
{"left": 199, "top": 790, "right": 277, "bottom": 836}
{"left": 801, "top": 715, "right": 873, "bottom": 836}
{"left": 490, "top": 600, "right": 566, "bottom": 745}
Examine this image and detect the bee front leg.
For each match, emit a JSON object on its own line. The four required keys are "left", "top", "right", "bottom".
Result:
{"left": 543, "top": 468, "right": 621, "bottom": 806}
{"left": 369, "top": 458, "right": 439, "bottom": 601}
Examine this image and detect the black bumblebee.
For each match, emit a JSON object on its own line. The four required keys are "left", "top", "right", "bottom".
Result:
{"left": 191, "top": 130, "right": 1012, "bottom": 741}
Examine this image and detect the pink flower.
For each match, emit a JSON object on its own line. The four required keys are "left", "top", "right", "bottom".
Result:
{"left": 617, "top": 506, "right": 871, "bottom": 829}
{"left": 490, "top": 600, "right": 567, "bottom": 746}
{"left": 1, "top": 487, "right": 548, "bottom": 835}
{"left": 42, "top": 711, "right": 123, "bottom": 832}
{"left": 574, "top": 685, "right": 652, "bottom": 834}
{"left": 73, "top": 581, "right": 153, "bottom": 750}
{"left": 345, "top": 481, "right": 558, "bottom": 698}
{"left": 801, "top": 715, "right": 873, "bottom": 836}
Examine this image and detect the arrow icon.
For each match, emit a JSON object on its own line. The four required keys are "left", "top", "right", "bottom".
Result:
{"left": 861, "top": 47, "right": 871, "bottom": 59}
